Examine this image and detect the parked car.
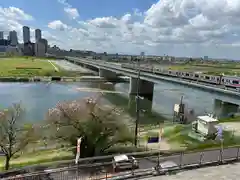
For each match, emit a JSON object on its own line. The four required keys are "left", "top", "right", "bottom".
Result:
{"left": 112, "top": 155, "right": 139, "bottom": 172}
{"left": 152, "top": 161, "right": 178, "bottom": 175}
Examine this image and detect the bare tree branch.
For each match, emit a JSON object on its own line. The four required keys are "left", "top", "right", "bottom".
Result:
{"left": 0, "top": 104, "right": 36, "bottom": 170}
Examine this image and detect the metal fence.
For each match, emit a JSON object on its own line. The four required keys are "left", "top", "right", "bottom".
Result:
{"left": 4, "top": 146, "right": 240, "bottom": 180}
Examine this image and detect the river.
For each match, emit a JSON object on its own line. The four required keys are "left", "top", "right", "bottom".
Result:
{"left": 0, "top": 80, "right": 239, "bottom": 122}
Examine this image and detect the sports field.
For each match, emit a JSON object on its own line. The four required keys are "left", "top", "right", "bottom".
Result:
{"left": 0, "top": 57, "right": 60, "bottom": 77}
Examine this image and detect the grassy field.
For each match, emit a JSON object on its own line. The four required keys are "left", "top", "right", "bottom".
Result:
{"left": 161, "top": 124, "right": 240, "bottom": 150}
{"left": 0, "top": 149, "right": 73, "bottom": 170}
{"left": 0, "top": 57, "right": 62, "bottom": 77}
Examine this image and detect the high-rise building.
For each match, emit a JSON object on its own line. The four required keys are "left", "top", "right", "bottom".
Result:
{"left": 9, "top": 31, "right": 18, "bottom": 46}
{"left": 23, "top": 26, "right": 30, "bottom": 43}
{"left": 35, "top": 29, "right": 42, "bottom": 42}
{"left": 0, "top": 31, "right": 3, "bottom": 40}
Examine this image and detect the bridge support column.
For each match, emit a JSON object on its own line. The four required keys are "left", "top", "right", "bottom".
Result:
{"left": 99, "top": 68, "right": 118, "bottom": 80}
{"left": 128, "top": 77, "right": 154, "bottom": 112}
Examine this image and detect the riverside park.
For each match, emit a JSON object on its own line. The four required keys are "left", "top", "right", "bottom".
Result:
{"left": 0, "top": 57, "right": 240, "bottom": 172}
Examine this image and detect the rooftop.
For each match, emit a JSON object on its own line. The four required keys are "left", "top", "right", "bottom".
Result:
{"left": 197, "top": 115, "right": 218, "bottom": 122}
{"left": 114, "top": 154, "right": 129, "bottom": 162}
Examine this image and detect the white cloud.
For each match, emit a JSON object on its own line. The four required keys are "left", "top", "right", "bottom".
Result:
{"left": 57, "top": 0, "right": 70, "bottom": 7}
{"left": 0, "top": 6, "right": 34, "bottom": 41}
{"left": 58, "top": 0, "right": 79, "bottom": 19}
{"left": 64, "top": 7, "right": 79, "bottom": 19}
{"left": 3, "top": 0, "right": 240, "bottom": 59}
{"left": 44, "top": 0, "right": 240, "bottom": 59}
{"left": 48, "top": 20, "right": 68, "bottom": 31}
{"left": 0, "top": 6, "right": 34, "bottom": 21}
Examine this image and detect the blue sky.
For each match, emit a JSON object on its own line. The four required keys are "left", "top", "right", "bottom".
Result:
{"left": 1, "top": 0, "right": 240, "bottom": 59}
{"left": 1, "top": 0, "right": 157, "bottom": 28}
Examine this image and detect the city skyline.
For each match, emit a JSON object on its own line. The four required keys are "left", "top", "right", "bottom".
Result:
{"left": 0, "top": 26, "right": 44, "bottom": 44}
{"left": 1, "top": 0, "right": 240, "bottom": 59}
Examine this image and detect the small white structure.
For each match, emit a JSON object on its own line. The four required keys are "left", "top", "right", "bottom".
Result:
{"left": 196, "top": 115, "right": 218, "bottom": 135}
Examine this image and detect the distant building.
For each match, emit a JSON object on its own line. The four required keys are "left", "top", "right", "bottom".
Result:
{"left": 0, "top": 39, "right": 10, "bottom": 46}
{"left": 35, "top": 29, "right": 42, "bottom": 42}
{"left": 0, "top": 31, "right": 3, "bottom": 40}
{"left": 39, "top": 38, "right": 48, "bottom": 53}
{"left": 0, "top": 45, "right": 7, "bottom": 56}
{"left": 35, "top": 41, "right": 46, "bottom": 57}
{"left": 6, "top": 46, "right": 22, "bottom": 56}
{"left": 23, "top": 42, "right": 35, "bottom": 56}
{"left": 23, "top": 26, "right": 30, "bottom": 43}
{"left": 9, "top": 31, "right": 18, "bottom": 46}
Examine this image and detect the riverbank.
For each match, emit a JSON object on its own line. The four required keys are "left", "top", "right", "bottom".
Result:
{"left": 0, "top": 57, "right": 94, "bottom": 79}
{"left": 0, "top": 76, "right": 129, "bottom": 82}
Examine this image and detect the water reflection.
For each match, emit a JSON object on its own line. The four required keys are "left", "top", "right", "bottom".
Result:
{"left": 0, "top": 81, "right": 239, "bottom": 123}
{"left": 213, "top": 99, "right": 239, "bottom": 118}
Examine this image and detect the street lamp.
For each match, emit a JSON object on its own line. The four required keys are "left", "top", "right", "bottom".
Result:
{"left": 134, "top": 52, "right": 144, "bottom": 147}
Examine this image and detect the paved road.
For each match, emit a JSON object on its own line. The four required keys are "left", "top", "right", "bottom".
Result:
{"left": 52, "top": 60, "right": 91, "bottom": 72}
{"left": 143, "top": 162, "right": 240, "bottom": 180}
{"left": 20, "top": 147, "right": 237, "bottom": 180}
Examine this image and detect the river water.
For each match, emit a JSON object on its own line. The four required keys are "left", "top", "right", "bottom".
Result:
{"left": 0, "top": 80, "right": 239, "bottom": 122}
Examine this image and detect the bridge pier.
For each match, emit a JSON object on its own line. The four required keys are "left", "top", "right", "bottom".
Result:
{"left": 128, "top": 77, "right": 154, "bottom": 112}
{"left": 99, "top": 68, "right": 118, "bottom": 81}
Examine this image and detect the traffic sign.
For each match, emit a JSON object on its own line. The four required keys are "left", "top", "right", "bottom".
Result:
{"left": 147, "top": 137, "right": 159, "bottom": 143}
{"left": 216, "top": 125, "right": 223, "bottom": 140}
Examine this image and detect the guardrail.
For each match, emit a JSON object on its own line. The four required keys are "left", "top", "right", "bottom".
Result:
{"left": 66, "top": 57, "right": 240, "bottom": 97}
{"left": 5, "top": 146, "right": 240, "bottom": 180}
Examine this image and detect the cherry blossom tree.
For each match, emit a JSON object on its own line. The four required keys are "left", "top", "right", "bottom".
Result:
{"left": 47, "top": 93, "right": 133, "bottom": 157}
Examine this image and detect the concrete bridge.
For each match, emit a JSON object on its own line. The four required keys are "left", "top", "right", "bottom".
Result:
{"left": 65, "top": 57, "right": 240, "bottom": 111}
{"left": 66, "top": 57, "right": 156, "bottom": 111}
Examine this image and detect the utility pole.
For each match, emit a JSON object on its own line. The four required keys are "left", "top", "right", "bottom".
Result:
{"left": 134, "top": 52, "right": 144, "bottom": 147}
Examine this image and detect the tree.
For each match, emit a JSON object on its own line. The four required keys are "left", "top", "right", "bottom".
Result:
{"left": 47, "top": 94, "right": 133, "bottom": 158}
{"left": 0, "top": 104, "right": 36, "bottom": 170}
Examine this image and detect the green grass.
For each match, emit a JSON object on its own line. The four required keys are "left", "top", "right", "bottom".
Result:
{"left": 0, "top": 148, "right": 73, "bottom": 170}
{"left": 0, "top": 57, "right": 59, "bottom": 77}
{"left": 219, "top": 116, "right": 240, "bottom": 123}
{"left": 0, "top": 57, "right": 84, "bottom": 77}
{"left": 163, "top": 124, "right": 240, "bottom": 150}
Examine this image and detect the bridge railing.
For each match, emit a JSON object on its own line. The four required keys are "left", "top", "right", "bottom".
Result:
{"left": 5, "top": 146, "right": 240, "bottom": 180}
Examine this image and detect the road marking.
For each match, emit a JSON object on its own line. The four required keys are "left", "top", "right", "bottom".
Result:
{"left": 48, "top": 60, "right": 59, "bottom": 72}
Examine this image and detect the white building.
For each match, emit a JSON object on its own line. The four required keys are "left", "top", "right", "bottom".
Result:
{"left": 23, "top": 26, "right": 30, "bottom": 43}
{"left": 196, "top": 115, "right": 218, "bottom": 136}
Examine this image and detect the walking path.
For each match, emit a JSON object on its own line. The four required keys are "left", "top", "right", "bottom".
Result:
{"left": 145, "top": 162, "right": 240, "bottom": 180}
{"left": 48, "top": 60, "right": 59, "bottom": 72}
